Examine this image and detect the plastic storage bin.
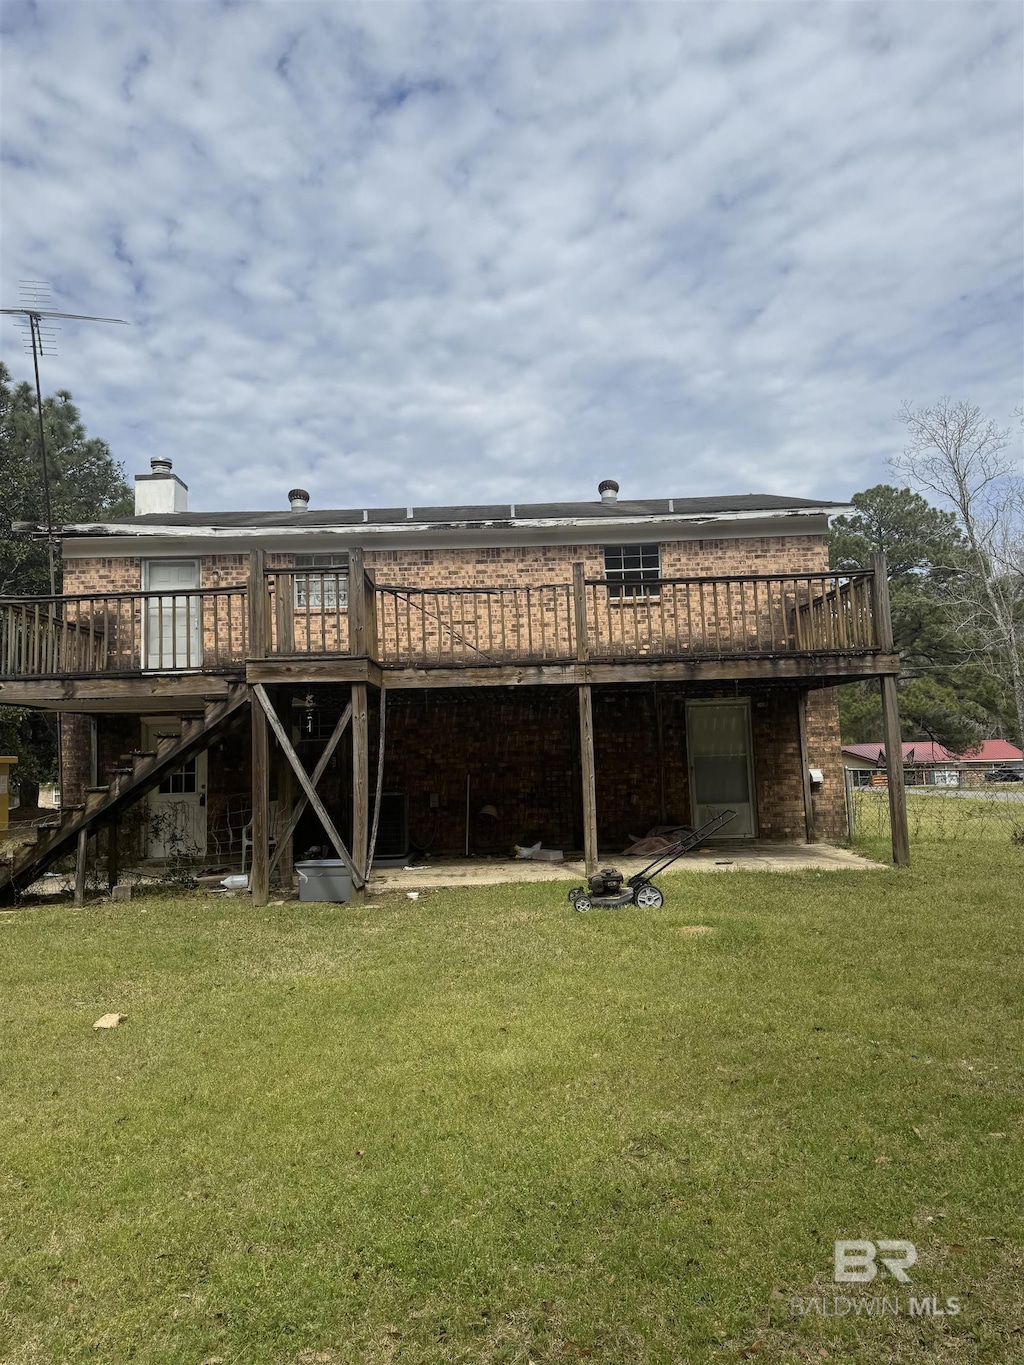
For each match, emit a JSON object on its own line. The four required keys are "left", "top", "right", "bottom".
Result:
{"left": 295, "top": 860, "right": 353, "bottom": 903}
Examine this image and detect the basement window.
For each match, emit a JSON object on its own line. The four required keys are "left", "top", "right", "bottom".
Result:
{"left": 604, "top": 544, "right": 661, "bottom": 600}
{"left": 294, "top": 553, "right": 348, "bottom": 609}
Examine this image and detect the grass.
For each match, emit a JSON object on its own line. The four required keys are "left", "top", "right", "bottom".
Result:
{"left": 0, "top": 819, "right": 1022, "bottom": 1363}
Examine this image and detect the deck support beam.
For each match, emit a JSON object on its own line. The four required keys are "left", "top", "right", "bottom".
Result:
{"left": 870, "top": 553, "right": 909, "bottom": 867}
{"left": 73, "top": 826, "right": 88, "bottom": 907}
{"left": 351, "top": 682, "right": 369, "bottom": 886}
{"left": 250, "top": 688, "right": 270, "bottom": 906}
{"left": 252, "top": 683, "right": 363, "bottom": 888}
{"left": 268, "top": 701, "right": 352, "bottom": 881}
{"left": 578, "top": 683, "right": 599, "bottom": 876}
{"left": 880, "top": 674, "right": 910, "bottom": 867}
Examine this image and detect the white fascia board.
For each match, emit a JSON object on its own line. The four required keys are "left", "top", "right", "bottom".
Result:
{"left": 60, "top": 505, "right": 849, "bottom": 558}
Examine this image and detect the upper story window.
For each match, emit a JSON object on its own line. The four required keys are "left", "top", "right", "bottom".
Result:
{"left": 604, "top": 544, "right": 661, "bottom": 599}
{"left": 294, "top": 553, "right": 348, "bottom": 609}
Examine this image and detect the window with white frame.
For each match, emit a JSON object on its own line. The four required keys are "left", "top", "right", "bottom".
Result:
{"left": 603, "top": 544, "right": 661, "bottom": 599}
{"left": 293, "top": 553, "right": 349, "bottom": 609}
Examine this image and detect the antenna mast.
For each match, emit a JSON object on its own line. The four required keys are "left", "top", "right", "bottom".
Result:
{"left": 1, "top": 281, "right": 128, "bottom": 595}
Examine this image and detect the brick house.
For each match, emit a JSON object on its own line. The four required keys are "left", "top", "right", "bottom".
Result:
{"left": 0, "top": 461, "right": 909, "bottom": 900}
{"left": 843, "top": 740, "right": 1024, "bottom": 788}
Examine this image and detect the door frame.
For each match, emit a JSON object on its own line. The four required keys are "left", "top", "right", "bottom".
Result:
{"left": 685, "top": 697, "right": 758, "bottom": 838}
{"left": 143, "top": 558, "right": 202, "bottom": 671}
{"left": 141, "top": 717, "right": 208, "bottom": 858}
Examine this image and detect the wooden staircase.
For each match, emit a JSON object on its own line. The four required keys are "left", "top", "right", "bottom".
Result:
{"left": 0, "top": 685, "right": 250, "bottom": 900}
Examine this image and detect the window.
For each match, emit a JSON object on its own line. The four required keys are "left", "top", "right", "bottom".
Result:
{"left": 159, "top": 756, "right": 198, "bottom": 795}
{"left": 294, "top": 553, "right": 348, "bottom": 609}
{"left": 604, "top": 544, "right": 661, "bottom": 599}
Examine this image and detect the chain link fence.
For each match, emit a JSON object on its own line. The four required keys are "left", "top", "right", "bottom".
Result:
{"left": 845, "top": 771, "right": 1024, "bottom": 846}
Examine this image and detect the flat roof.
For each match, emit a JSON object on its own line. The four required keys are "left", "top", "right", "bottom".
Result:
{"left": 61, "top": 492, "right": 850, "bottom": 533}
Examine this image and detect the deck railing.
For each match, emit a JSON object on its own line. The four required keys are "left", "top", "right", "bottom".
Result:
{"left": 0, "top": 564, "right": 882, "bottom": 679}
{"left": 374, "top": 583, "right": 576, "bottom": 666}
{"left": 579, "top": 571, "right": 877, "bottom": 660}
{"left": 0, "top": 587, "right": 248, "bottom": 677}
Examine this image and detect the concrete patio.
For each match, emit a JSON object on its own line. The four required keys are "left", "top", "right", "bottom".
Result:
{"left": 367, "top": 842, "right": 885, "bottom": 893}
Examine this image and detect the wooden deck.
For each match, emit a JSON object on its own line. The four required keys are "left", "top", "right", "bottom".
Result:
{"left": 0, "top": 554, "right": 896, "bottom": 703}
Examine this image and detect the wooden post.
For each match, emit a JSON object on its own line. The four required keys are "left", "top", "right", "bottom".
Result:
{"left": 73, "top": 826, "right": 88, "bottom": 907}
{"left": 250, "top": 686, "right": 270, "bottom": 906}
{"left": 870, "top": 553, "right": 909, "bottom": 865}
{"left": 351, "top": 682, "right": 369, "bottom": 884}
{"left": 248, "top": 548, "right": 269, "bottom": 659}
{"left": 364, "top": 566, "right": 378, "bottom": 661}
{"left": 106, "top": 817, "right": 120, "bottom": 891}
{"left": 349, "top": 547, "right": 366, "bottom": 656}
{"left": 578, "top": 683, "right": 599, "bottom": 875}
{"left": 573, "top": 562, "right": 589, "bottom": 661}
{"left": 796, "top": 691, "right": 816, "bottom": 843}
{"left": 869, "top": 552, "right": 893, "bottom": 655}
{"left": 880, "top": 674, "right": 910, "bottom": 867}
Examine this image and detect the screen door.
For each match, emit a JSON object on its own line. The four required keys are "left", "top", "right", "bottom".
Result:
{"left": 145, "top": 560, "right": 201, "bottom": 669}
{"left": 686, "top": 700, "right": 756, "bottom": 837}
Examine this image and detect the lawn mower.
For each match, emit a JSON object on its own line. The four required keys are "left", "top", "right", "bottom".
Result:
{"left": 567, "top": 809, "right": 737, "bottom": 912}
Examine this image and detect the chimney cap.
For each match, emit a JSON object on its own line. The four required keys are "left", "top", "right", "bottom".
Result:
{"left": 288, "top": 488, "right": 310, "bottom": 511}
{"left": 150, "top": 456, "right": 173, "bottom": 475}
{"left": 598, "top": 478, "right": 619, "bottom": 503}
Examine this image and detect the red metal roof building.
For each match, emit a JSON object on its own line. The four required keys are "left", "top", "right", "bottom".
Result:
{"left": 842, "top": 740, "right": 1023, "bottom": 787}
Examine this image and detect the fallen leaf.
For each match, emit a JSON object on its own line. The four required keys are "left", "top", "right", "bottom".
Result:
{"left": 93, "top": 1013, "right": 126, "bottom": 1030}
{"left": 739, "top": 1344, "right": 763, "bottom": 1360}
{"left": 912, "top": 1126, "right": 923, "bottom": 1139}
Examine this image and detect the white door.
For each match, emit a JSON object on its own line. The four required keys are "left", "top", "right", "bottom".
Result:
{"left": 145, "top": 560, "right": 201, "bottom": 670}
{"left": 686, "top": 700, "right": 757, "bottom": 837}
{"left": 143, "top": 720, "right": 207, "bottom": 858}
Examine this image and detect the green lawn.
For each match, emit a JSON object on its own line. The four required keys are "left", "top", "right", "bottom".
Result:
{"left": 1, "top": 824, "right": 1022, "bottom": 1363}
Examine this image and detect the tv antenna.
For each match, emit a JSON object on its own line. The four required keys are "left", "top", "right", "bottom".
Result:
{"left": 1, "top": 281, "right": 128, "bottom": 595}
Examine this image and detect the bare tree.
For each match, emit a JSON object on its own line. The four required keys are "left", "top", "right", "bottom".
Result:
{"left": 893, "top": 398, "right": 1024, "bottom": 747}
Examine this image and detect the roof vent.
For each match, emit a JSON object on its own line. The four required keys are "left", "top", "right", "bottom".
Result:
{"left": 288, "top": 488, "right": 310, "bottom": 512}
{"left": 598, "top": 479, "right": 619, "bottom": 504}
{"left": 150, "top": 456, "right": 173, "bottom": 476}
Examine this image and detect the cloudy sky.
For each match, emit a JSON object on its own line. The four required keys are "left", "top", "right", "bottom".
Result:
{"left": 1, "top": 1, "right": 1020, "bottom": 513}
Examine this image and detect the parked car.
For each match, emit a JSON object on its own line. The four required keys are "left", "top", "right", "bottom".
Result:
{"left": 986, "top": 765, "right": 1024, "bottom": 783}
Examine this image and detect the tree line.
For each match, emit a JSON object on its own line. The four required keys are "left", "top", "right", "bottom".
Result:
{"left": 829, "top": 400, "right": 1023, "bottom": 753}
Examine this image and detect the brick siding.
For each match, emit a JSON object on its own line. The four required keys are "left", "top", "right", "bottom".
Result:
{"left": 59, "top": 531, "right": 847, "bottom": 849}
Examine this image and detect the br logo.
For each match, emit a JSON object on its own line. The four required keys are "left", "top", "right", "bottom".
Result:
{"left": 834, "top": 1240, "right": 917, "bottom": 1283}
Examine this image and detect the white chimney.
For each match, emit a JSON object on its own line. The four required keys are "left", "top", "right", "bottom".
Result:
{"left": 134, "top": 457, "right": 188, "bottom": 515}
{"left": 289, "top": 488, "right": 310, "bottom": 512}
{"left": 598, "top": 479, "right": 619, "bottom": 504}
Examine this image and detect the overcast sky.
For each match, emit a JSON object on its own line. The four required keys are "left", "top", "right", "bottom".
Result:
{"left": 1, "top": 1, "right": 1020, "bottom": 513}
